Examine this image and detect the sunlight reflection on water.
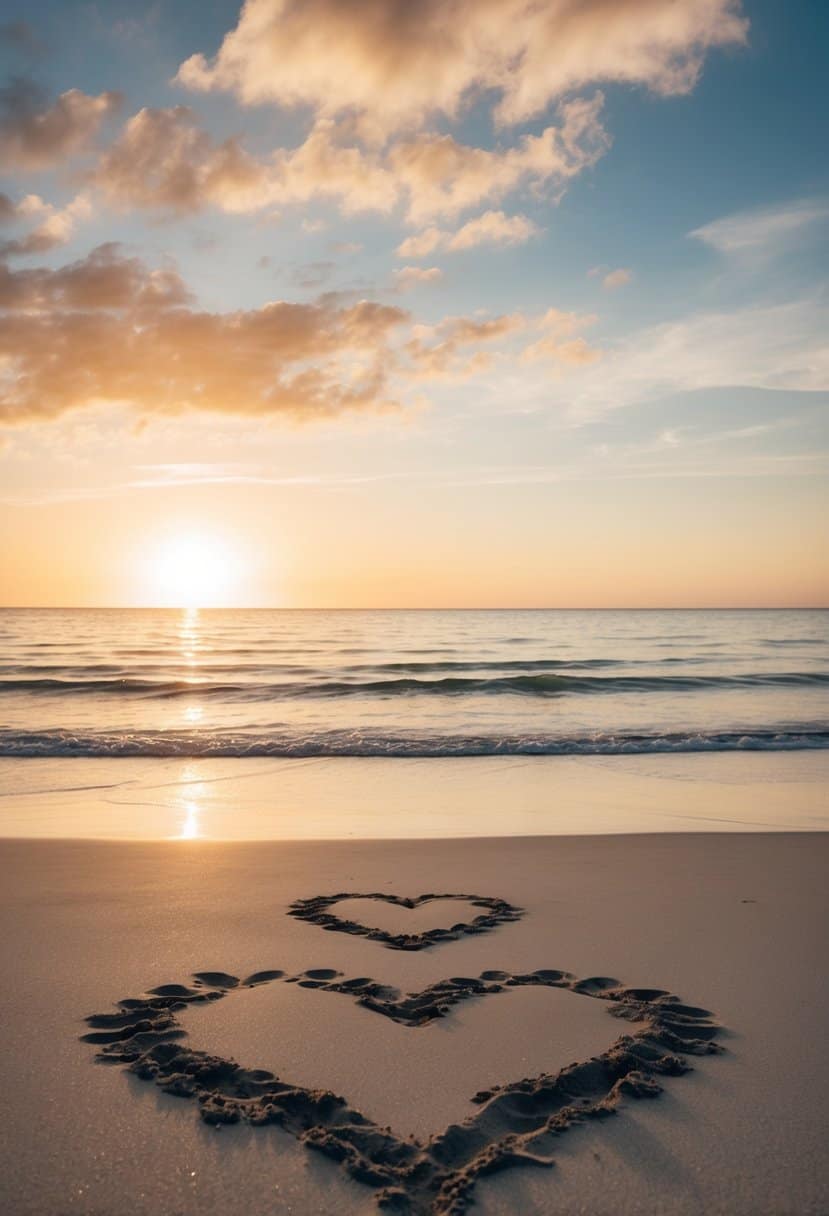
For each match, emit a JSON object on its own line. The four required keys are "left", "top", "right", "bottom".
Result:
{"left": 179, "top": 606, "right": 202, "bottom": 666}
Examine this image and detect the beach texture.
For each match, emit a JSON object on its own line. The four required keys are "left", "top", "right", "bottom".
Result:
{"left": 1, "top": 831, "right": 827, "bottom": 1214}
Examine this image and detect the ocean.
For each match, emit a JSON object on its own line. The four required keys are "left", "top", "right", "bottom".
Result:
{"left": 0, "top": 608, "right": 826, "bottom": 758}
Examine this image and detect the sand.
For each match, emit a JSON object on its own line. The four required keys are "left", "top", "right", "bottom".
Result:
{"left": 1, "top": 830, "right": 827, "bottom": 1214}
{"left": 0, "top": 750, "right": 826, "bottom": 838}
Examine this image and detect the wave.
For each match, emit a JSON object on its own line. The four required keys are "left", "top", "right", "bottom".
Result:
{"left": 1, "top": 727, "right": 827, "bottom": 758}
{"left": 1, "top": 670, "right": 827, "bottom": 699}
{"left": 0, "top": 657, "right": 622, "bottom": 680}
{"left": 764, "top": 638, "right": 824, "bottom": 646}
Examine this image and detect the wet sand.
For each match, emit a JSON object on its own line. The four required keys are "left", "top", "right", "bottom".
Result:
{"left": 0, "top": 749, "right": 826, "bottom": 838}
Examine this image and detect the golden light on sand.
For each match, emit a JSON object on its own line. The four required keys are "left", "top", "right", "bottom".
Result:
{"left": 147, "top": 531, "right": 243, "bottom": 608}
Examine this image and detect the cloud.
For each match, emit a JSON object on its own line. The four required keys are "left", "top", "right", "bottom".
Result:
{"left": 92, "top": 105, "right": 265, "bottom": 214}
{"left": 397, "top": 210, "right": 539, "bottom": 258}
{"left": 177, "top": 0, "right": 747, "bottom": 137}
{"left": 0, "top": 193, "right": 39, "bottom": 224}
{"left": 447, "top": 211, "right": 540, "bottom": 252}
{"left": 0, "top": 244, "right": 601, "bottom": 424}
{"left": 521, "top": 308, "right": 600, "bottom": 365}
{"left": 0, "top": 243, "right": 411, "bottom": 423}
{"left": 393, "top": 266, "right": 443, "bottom": 293}
{"left": 389, "top": 94, "right": 609, "bottom": 222}
{"left": 406, "top": 308, "right": 598, "bottom": 378}
{"left": 93, "top": 109, "right": 399, "bottom": 215}
{"left": 395, "top": 231, "right": 441, "bottom": 259}
{"left": 689, "top": 199, "right": 829, "bottom": 258}
{"left": 0, "top": 191, "right": 91, "bottom": 257}
{"left": 0, "top": 241, "right": 192, "bottom": 313}
{"left": 92, "top": 101, "right": 604, "bottom": 223}
{"left": 602, "top": 267, "right": 632, "bottom": 289}
{"left": 561, "top": 300, "right": 829, "bottom": 418}
{"left": 407, "top": 313, "right": 526, "bottom": 379}
{"left": 0, "top": 77, "right": 121, "bottom": 170}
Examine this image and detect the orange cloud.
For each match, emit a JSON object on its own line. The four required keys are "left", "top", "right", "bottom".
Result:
{"left": 177, "top": 0, "right": 747, "bottom": 137}
{"left": 0, "top": 192, "right": 91, "bottom": 257}
{"left": 0, "top": 246, "right": 599, "bottom": 424}
{"left": 393, "top": 266, "right": 443, "bottom": 292}
{"left": 92, "top": 100, "right": 604, "bottom": 224}
{"left": 0, "top": 77, "right": 120, "bottom": 170}
{"left": 408, "top": 313, "right": 526, "bottom": 379}
{"left": 404, "top": 306, "right": 599, "bottom": 379}
{"left": 520, "top": 308, "right": 601, "bottom": 365}
{"left": 93, "top": 110, "right": 398, "bottom": 216}
{"left": 92, "top": 106, "right": 265, "bottom": 213}
{"left": 397, "top": 211, "right": 539, "bottom": 258}
{"left": 0, "top": 244, "right": 409, "bottom": 423}
{"left": 0, "top": 243, "right": 191, "bottom": 312}
{"left": 389, "top": 94, "right": 608, "bottom": 222}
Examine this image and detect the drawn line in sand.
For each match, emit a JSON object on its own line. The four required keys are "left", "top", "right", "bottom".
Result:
{"left": 82, "top": 966, "right": 723, "bottom": 1214}
{"left": 287, "top": 891, "right": 523, "bottom": 951}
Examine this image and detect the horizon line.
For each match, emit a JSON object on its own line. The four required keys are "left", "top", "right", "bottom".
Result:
{"left": 1, "top": 605, "right": 827, "bottom": 613}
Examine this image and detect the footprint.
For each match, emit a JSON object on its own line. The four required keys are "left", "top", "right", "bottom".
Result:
{"left": 192, "top": 972, "right": 239, "bottom": 989}
{"left": 243, "top": 970, "right": 285, "bottom": 986}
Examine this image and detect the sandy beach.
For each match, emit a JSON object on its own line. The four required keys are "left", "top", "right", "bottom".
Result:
{"left": 2, "top": 0, "right": 827, "bottom": 1208}
{"left": 2, "top": 816, "right": 827, "bottom": 1215}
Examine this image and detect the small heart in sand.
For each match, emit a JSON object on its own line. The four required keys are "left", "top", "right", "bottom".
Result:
{"left": 288, "top": 890, "right": 523, "bottom": 950}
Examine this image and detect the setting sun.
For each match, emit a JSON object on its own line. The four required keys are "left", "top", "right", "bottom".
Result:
{"left": 146, "top": 531, "right": 245, "bottom": 607}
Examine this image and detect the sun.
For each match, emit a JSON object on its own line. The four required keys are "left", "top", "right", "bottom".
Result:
{"left": 147, "top": 530, "right": 244, "bottom": 607}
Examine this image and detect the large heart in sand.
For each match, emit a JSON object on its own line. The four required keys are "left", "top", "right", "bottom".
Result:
{"left": 82, "top": 964, "right": 722, "bottom": 1214}
{"left": 288, "top": 891, "right": 523, "bottom": 950}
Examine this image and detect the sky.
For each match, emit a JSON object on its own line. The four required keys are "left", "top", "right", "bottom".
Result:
{"left": 0, "top": 0, "right": 827, "bottom": 608}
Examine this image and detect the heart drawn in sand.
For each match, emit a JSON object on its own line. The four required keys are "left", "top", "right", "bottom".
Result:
{"left": 82, "top": 954, "right": 723, "bottom": 1213}
{"left": 288, "top": 891, "right": 523, "bottom": 950}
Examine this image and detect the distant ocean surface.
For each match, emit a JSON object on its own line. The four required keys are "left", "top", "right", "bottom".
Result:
{"left": 0, "top": 609, "right": 827, "bottom": 758}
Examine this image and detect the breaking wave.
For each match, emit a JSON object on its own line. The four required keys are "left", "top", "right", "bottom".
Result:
{"left": 1, "top": 727, "right": 827, "bottom": 758}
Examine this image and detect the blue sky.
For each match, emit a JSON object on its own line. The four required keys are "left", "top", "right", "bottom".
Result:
{"left": 0, "top": 0, "right": 826, "bottom": 606}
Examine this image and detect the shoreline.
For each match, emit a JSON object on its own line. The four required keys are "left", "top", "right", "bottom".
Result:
{"left": 0, "top": 750, "right": 825, "bottom": 839}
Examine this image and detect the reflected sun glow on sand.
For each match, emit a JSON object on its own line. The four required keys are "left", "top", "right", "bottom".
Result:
{"left": 178, "top": 800, "right": 201, "bottom": 840}
{"left": 174, "top": 759, "right": 206, "bottom": 840}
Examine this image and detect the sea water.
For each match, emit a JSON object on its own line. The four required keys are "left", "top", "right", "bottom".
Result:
{"left": 0, "top": 608, "right": 826, "bottom": 758}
